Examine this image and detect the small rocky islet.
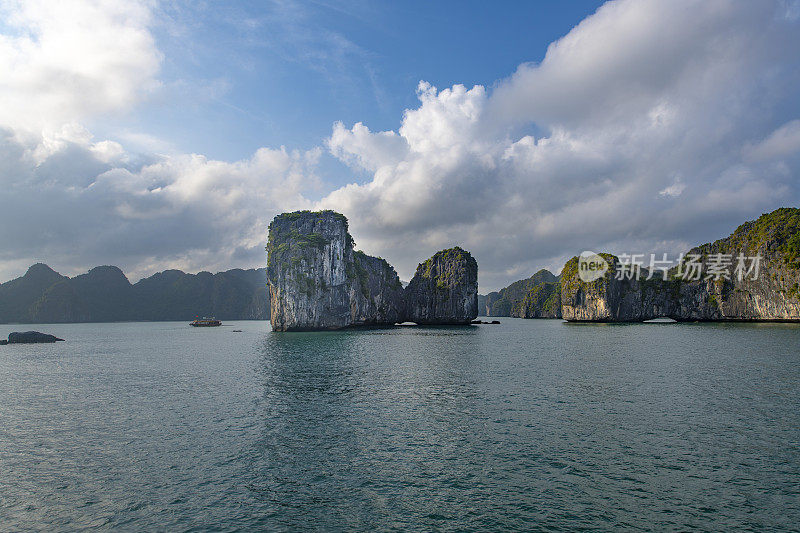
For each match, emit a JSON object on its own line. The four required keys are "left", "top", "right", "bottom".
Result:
{"left": 0, "top": 331, "right": 64, "bottom": 344}
{"left": 266, "top": 210, "right": 479, "bottom": 331}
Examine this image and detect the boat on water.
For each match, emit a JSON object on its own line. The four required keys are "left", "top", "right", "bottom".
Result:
{"left": 190, "top": 317, "right": 222, "bottom": 327}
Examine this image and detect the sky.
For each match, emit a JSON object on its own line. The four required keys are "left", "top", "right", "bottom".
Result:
{"left": 0, "top": 0, "right": 799, "bottom": 292}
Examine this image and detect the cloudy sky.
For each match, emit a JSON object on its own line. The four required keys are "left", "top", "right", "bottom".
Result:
{"left": 1, "top": 0, "right": 799, "bottom": 291}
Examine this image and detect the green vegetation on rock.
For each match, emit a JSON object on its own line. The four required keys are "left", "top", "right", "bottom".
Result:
{"left": 414, "top": 247, "right": 477, "bottom": 289}
{"left": 695, "top": 207, "right": 800, "bottom": 269}
{"left": 405, "top": 246, "right": 478, "bottom": 324}
{"left": 559, "top": 208, "right": 800, "bottom": 321}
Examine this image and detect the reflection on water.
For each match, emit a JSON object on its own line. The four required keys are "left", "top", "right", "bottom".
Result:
{"left": 0, "top": 319, "right": 799, "bottom": 530}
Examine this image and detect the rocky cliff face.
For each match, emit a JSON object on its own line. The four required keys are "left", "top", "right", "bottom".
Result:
{"left": 404, "top": 247, "right": 478, "bottom": 325}
{"left": 349, "top": 251, "right": 406, "bottom": 326}
{"left": 267, "top": 211, "right": 404, "bottom": 331}
{"left": 484, "top": 291, "right": 502, "bottom": 316}
{"left": 560, "top": 208, "right": 800, "bottom": 322}
{"left": 267, "top": 212, "right": 479, "bottom": 330}
{"left": 560, "top": 254, "right": 669, "bottom": 321}
{"left": 477, "top": 294, "right": 488, "bottom": 316}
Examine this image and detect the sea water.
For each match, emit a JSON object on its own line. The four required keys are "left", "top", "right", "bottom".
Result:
{"left": 1, "top": 319, "right": 799, "bottom": 531}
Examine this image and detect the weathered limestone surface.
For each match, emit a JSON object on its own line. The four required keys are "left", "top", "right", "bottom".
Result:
{"left": 267, "top": 211, "right": 404, "bottom": 331}
{"left": 560, "top": 209, "right": 800, "bottom": 322}
{"left": 267, "top": 211, "right": 479, "bottom": 330}
{"left": 404, "top": 247, "right": 479, "bottom": 325}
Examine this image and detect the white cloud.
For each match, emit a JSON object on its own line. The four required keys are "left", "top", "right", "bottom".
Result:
{"left": 317, "top": 0, "right": 800, "bottom": 290}
{"left": 327, "top": 121, "right": 408, "bottom": 172}
{"left": 0, "top": 129, "right": 319, "bottom": 281}
{"left": 744, "top": 120, "right": 800, "bottom": 162}
{"left": 0, "top": 0, "right": 322, "bottom": 282}
{"left": 0, "top": 0, "right": 161, "bottom": 131}
{"left": 659, "top": 177, "right": 686, "bottom": 198}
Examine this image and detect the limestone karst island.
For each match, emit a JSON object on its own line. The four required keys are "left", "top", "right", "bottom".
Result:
{"left": 266, "top": 210, "right": 479, "bottom": 331}
{"left": 2, "top": 208, "right": 798, "bottom": 327}
{"left": 265, "top": 208, "right": 800, "bottom": 331}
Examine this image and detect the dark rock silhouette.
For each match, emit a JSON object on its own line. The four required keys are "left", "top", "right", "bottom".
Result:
{"left": 0, "top": 264, "right": 268, "bottom": 324}
{"left": 7, "top": 331, "right": 64, "bottom": 343}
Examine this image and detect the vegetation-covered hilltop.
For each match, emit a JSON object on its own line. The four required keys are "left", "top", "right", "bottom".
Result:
{"left": 478, "top": 207, "right": 800, "bottom": 322}
{"left": 482, "top": 269, "right": 560, "bottom": 318}
{"left": 693, "top": 208, "right": 800, "bottom": 270}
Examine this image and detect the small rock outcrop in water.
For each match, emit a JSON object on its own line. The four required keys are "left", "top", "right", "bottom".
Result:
{"left": 404, "top": 247, "right": 478, "bottom": 325}
{"left": 7, "top": 331, "right": 64, "bottom": 343}
{"left": 560, "top": 208, "right": 800, "bottom": 321}
{"left": 267, "top": 211, "right": 404, "bottom": 331}
{"left": 267, "top": 211, "right": 479, "bottom": 330}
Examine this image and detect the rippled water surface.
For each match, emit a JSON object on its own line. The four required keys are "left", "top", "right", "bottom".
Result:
{"left": 1, "top": 319, "right": 799, "bottom": 531}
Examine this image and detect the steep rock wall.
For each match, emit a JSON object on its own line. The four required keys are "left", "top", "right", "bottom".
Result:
{"left": 404, "top": 247, "right": 478, "bottom": 325}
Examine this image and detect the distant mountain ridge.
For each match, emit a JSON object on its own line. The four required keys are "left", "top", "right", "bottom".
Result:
{"left": 0, "top": 264, "right": 268, "bottom": 324}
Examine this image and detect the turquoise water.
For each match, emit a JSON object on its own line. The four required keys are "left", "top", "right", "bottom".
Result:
{"left": 1, "top": 319, "right": 799, "bottom": 531}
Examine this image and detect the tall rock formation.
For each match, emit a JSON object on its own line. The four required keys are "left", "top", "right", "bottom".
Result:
{"left": 404, "top": 247, "right": 478, "bottom": 325}
{"left": 560, "top": 208, "right": 800, "bottom": 322}
{"left": 266, "top": 211, "right": 479, "bottom": 330}
{"left": 267, "top": 211, "right": 404, "bottom": 331}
